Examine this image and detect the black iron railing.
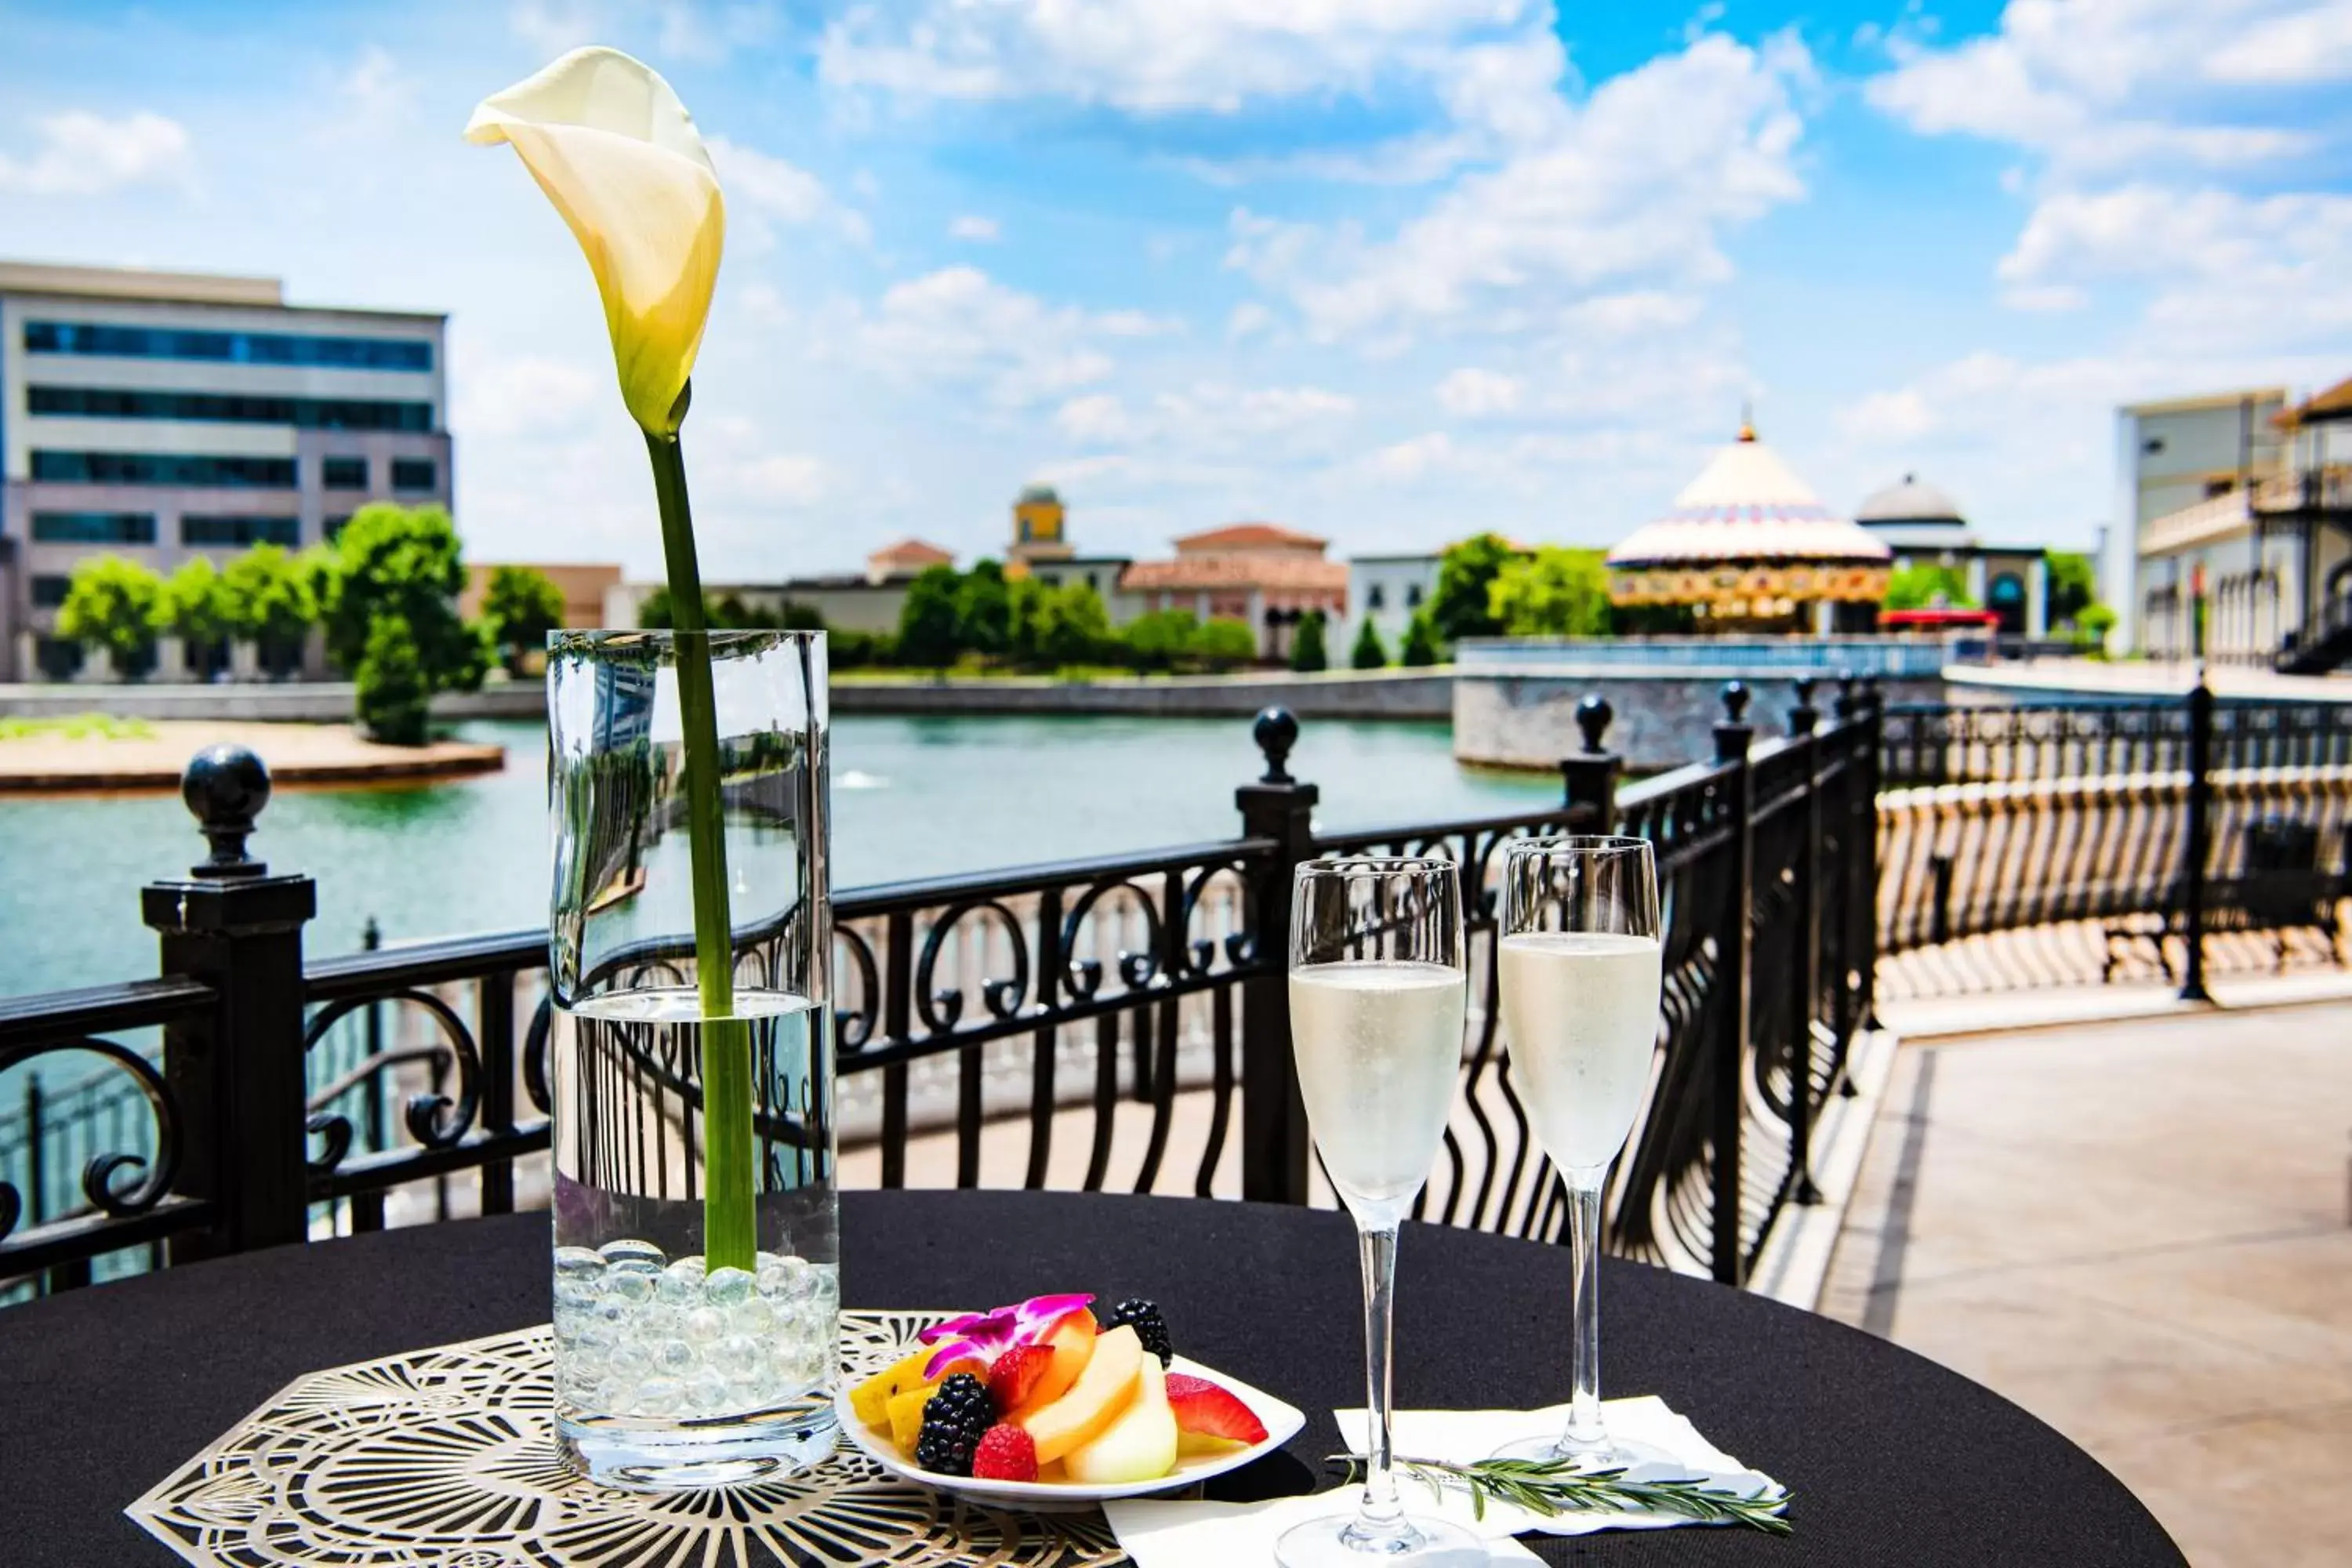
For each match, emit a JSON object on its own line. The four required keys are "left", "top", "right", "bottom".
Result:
{"left": 7, "top": 674, "right": 2344, "bottom": 1307}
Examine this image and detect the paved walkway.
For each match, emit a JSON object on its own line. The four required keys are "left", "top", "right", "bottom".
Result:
{"left": 1820, "top": 1000, "right": 2352, "bottom": 1566}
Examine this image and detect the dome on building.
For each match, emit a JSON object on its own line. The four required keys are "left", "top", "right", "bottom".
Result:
{"left": 1606, "top": 423, "right": 1893, "bottom": 627}
{"left": 1853, "top": 472, "right": 1976, "bottom": 550}
{"left": 1016, "top": 482, "right": 1062, "bottom": 506}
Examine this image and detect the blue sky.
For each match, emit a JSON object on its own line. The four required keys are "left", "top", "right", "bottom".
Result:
{"left": 3, "top": 0, "right": 2349, "bottom": 577}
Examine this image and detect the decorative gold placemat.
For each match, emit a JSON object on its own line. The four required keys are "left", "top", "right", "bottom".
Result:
{"left": 127, "top": 1311, "right": 1124, "bottom": 1567}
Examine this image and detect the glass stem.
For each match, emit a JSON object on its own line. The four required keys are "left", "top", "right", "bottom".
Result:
{"left": 1564, "top": 1174, "right": 1606, "bottom": 1451}
{"left": 645, "top": 423, "right": 756, "bottom": 1275}
{"left": 1350, "top": 1223, "right": 1410, "bottom": 1544}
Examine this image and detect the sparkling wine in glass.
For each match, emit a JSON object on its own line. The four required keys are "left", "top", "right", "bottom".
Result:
{"left": 1277, "top": 856, "right": 1483, "bottom": 1568}
{"left": 1494, "top": 836, "right": 1664, "bottom": 1469}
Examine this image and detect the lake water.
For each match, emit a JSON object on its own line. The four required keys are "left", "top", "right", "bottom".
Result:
{"left": 0, "top": 714, "right": 1555, "bottom": 996}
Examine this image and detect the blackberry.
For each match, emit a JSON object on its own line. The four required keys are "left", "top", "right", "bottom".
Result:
{"left": 914, "top": 1373, "right": 996, "bottom": 1476}
{"left": 1105, "top": 1298, "right": 1174, "bottom": 1366}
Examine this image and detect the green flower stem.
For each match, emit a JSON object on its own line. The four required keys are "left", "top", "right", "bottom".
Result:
{"left": 646, "top": 426, "right": 757, "bottom": 1276}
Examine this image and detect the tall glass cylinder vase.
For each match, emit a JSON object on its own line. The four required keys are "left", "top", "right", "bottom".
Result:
{"left": 546, "top": 630, "right": 837, "bottom": 1490}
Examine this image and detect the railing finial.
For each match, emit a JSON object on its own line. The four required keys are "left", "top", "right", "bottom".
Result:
{"left": 1790, "top": 676, "right": 1819, "bottom": 736}
{"left": 1720, "top": 679, "right": 1751, "bottom": 725}
{"left": 1575, "top": 694, "right": 1614, "bottom": 753}
{"left": 1252, "top": 706, "right": 1299, "bottom": 785}
{"left": 181, "top": 743, "right": 271, "bottom": 880}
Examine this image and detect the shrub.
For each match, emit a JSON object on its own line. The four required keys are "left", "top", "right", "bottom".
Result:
{"left": 1192, "top": 617, "right": 1258, "bottom": 670}
{"left": 1290, "top": 610, "right": 1329, "bottom": 672}
{"left": 1400, "top": 612, "right": 1441, "bottom": 666}
{"left": 354, "top": 615, "right": 430, "bottom": 745}
{"left": 58, "top": 555, "right": 166, "bottom": 677}
{"left": 1350, "top": 617, "right": 1388, "bottom": 669}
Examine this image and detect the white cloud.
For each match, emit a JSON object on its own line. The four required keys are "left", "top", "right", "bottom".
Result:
{"left": 1225, "top": 34, "right": 1809, "bottom": 346}
{"left": 818, "top": 0, "right": 1543, "bottom": 115}
{"left": 854, "top": 267, "right": 1175, "bottom": 407}
{"left": 1436, "top": 367, "right": 1523, "bottom": 416}
{"left": 1367, "top": 431, "right": 1459, "bottom": 481}
{"left": 706, "top": 136, "right": 869, "bottom": 244}
{"left": 452, "top": 352, "right": 604, "bottom": 440}
{"left": 949, "top": 214, "right": 1001, "bottom": 241}
{"left": 510, "top": 0, "right": 780, "bottom": 62}
{"left": 338, "top": 45, "right": 413, "bottom": 125}
{"left": 0, "top": 110, "right": 194, "bottom": 197}
{"left": 1054, "top": 383, "right": 1356, "bottom": 450}
{"left": 1866, "top": 0, "right": 2346, "bottom": 172}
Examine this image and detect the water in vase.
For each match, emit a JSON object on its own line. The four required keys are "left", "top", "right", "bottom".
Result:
{"left": 549, "top": 986, "right": 840, "bottom": 1488}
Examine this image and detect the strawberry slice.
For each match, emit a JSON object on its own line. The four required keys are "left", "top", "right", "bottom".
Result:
{"left": 988, "top": 1342, "right": 1052, "bottom": 1412}
{"left": 1164, "top": 1373, "right": 1268, "bottom": 1444}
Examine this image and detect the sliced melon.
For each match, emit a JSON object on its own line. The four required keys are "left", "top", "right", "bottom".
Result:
{"left": 1015, "top": 1323, "right": 1144, "bottom": 1464}
{"left": 1062, "top": 1353, "right": 1178, "bottom": 1484}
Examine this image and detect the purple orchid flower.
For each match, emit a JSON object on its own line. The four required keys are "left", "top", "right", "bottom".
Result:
{"left": 917, "top": 1292, "right": 1094, "bottom": 1380}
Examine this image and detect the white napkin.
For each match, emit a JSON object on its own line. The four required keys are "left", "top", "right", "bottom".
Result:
{"left": 1103, "top": 1396, "right": 1780, "bottom": 1563}
{"left": 1338, "top": 1396, "right": 1783, "bottom": 1537}
{"left": 1103, "top": 1492, "right": 1541, "bottom": 1567}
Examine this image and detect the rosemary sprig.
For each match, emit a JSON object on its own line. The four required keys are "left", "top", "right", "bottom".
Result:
{"left": 1330, "top": 1453, "right": 1794, "bottom": 1537}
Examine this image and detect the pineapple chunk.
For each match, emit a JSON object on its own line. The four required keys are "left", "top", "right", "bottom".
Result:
{"left": 849, "top": 1348, "right": 934, "bottom": 1428}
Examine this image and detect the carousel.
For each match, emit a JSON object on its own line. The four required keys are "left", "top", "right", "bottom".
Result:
{"left": 1608, "top": 421, "right": 1893, "bottom": 632}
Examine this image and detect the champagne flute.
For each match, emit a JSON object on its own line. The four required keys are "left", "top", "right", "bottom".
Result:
{"left": 1278, "top": 856, "right": 1484, "bottom": 1568}
{"left": 1492, "top": 836, "right": 1664, "bottom": 1468}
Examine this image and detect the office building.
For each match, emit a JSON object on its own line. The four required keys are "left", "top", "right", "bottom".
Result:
{"left": 0, "top": 260, "right": 451, "bottom": 680}
{"left": 2111, "top": 387, "right": 2287, "bottom": 660}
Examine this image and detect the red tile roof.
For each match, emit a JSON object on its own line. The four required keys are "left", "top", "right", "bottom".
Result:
{"left": 1171, "top": 521, "right": 1328, "bottom": 552}
{"left": 866, "top": 538, "right": 955, "bottom": 568}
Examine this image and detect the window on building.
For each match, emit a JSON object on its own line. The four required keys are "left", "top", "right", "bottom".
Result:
{"left": 24, "top": 320, "right": 433, "bottom": 371}
{"left": 322, "top": 456, "right": 368, "bottom": 490}
{"left": 2204, "top": 478, "right": 2234, "bottom": 499}
{"left": 30, "top": 451, "right": 296, "bottom": 488}
{"left": 31, "top": 575, "right": 73, "bottom": 608}
{"left": 324, "top": 514, "right": 354, "bottom": 540}
{"left": 390, "top": 457, "right": 437, "bottom": 492}
{"left": 182, "top": 514, "right": 301, "bottom": 547}
{"left": 31, "top": 510, "right": 156, "bottom": 545}
{"left": 27, "top": 385, "right": 434, "bottom": 432}
{"left": 2141, "top": 436, "right": 2166, "bottom": 456}
{"left": 1367, "top": 584, "right": 1386, "bottom": 610}
{"left": 1085, "top": 572, "right": 1099, "bottom": 590}
{"left": 1405, "top": 583, "right": 1424, "bottom": 608}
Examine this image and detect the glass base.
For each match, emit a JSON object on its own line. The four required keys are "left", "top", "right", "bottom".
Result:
{"left": 557, "top": 1402, "right": 838, "bottom": 1491}
{"left": 1274, "top": 1512, "right": 1487, "bottom": 1566}
{"left": 1488, "top": 1430, "right": 1679, "bottom": 1471}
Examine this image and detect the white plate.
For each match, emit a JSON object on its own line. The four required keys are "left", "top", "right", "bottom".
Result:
{"left": 836, "top": 1353, "right": 1305, "bottom": 1512}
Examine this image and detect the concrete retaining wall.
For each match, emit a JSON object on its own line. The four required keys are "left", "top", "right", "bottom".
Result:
{"left": 830, "top": 669, "right": 1453, "bottom": 720}
{"left": 1455, "top": 669, "right": 1951, "bottom": 771}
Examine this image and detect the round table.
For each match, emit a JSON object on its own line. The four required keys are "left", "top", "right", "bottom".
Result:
{"left": 0, "top": 1190, "right": 2182, "bottom": 1566}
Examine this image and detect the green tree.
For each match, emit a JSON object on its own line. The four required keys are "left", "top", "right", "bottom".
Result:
{"left": 1036, "top": 582, "right": 1113, "bottom": 666}
{"left": 897, "top": 564, "right": 964, "bottom": 669}
{"left": 773, "top": 600, "right": 825, "bottom": 632}
{"left": 1290, "top": 609, "right": 1329, "bottom": 672}
{"left": 1349, "top": 617, "right": 1388, "bottom": 670}
{"left": 1428, "top": 533, "right": 1515, "bottom": 641}
{"left": 1488, "top": 546, "right": 1613, "bottom": 637}
{"left": 59, "top": 554, "right": 166, "bottom": 677}
{"left": 2045, "top": 550, "right": 2099, "bottom": 627}
{"left": 637, "top": 585, "right": 677, "bottom": 628}
{"left": 482, "top": 564, "right": 567, "bottom": 674}
{"left": 317, "top": 504, "right": 487, "bottom": 695}
{"left": 955, "top": 559, "right": 1013, "bottom": 656}
{"left": 1882, "top": 564, "right": 1976, "bottom": 612}
{"left": 1192, "top": 617, "right": 1258, "bottom": 670}
{"left": 165, "top": 557, "right": 238, "bottom": 675}
{"left": 1399, "top": 611, "right": 1442, "bottom": 667}
{"left": 1123, "top": 608, "right": 1200, "bottom": 671}
{"left": 354, "top": 614, "right": 430, "bottom": 745}
{"left": 220, "top": 545, "right": 318, "bottom": 646}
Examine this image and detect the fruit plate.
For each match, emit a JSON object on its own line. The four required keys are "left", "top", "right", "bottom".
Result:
{"left": 836, "top": 1355, "right": 1305, "bottom": 1512}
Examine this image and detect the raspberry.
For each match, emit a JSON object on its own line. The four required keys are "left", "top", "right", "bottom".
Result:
{"left": 971, "top": 1422, "right": 1039, "bottom": 1483}
{"left": 913, "top": 1373, "right": 996, "bottom": 1476}
{"left": 1104, "top": 1298, "right": 1174, "bottom": 1366}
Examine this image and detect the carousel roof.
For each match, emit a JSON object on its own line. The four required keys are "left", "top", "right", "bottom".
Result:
{"left": 1607, "top": 426, "right": 1893, "bottom": 569}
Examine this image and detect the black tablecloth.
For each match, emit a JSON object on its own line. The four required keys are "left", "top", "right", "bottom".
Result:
{"left": 0, "top": 1191, "right": 2182, "bottom": 1566}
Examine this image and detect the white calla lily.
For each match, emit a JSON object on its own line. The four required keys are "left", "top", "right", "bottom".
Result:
{"left": 466, "top": 47, "right": 724, "bottom": 437}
